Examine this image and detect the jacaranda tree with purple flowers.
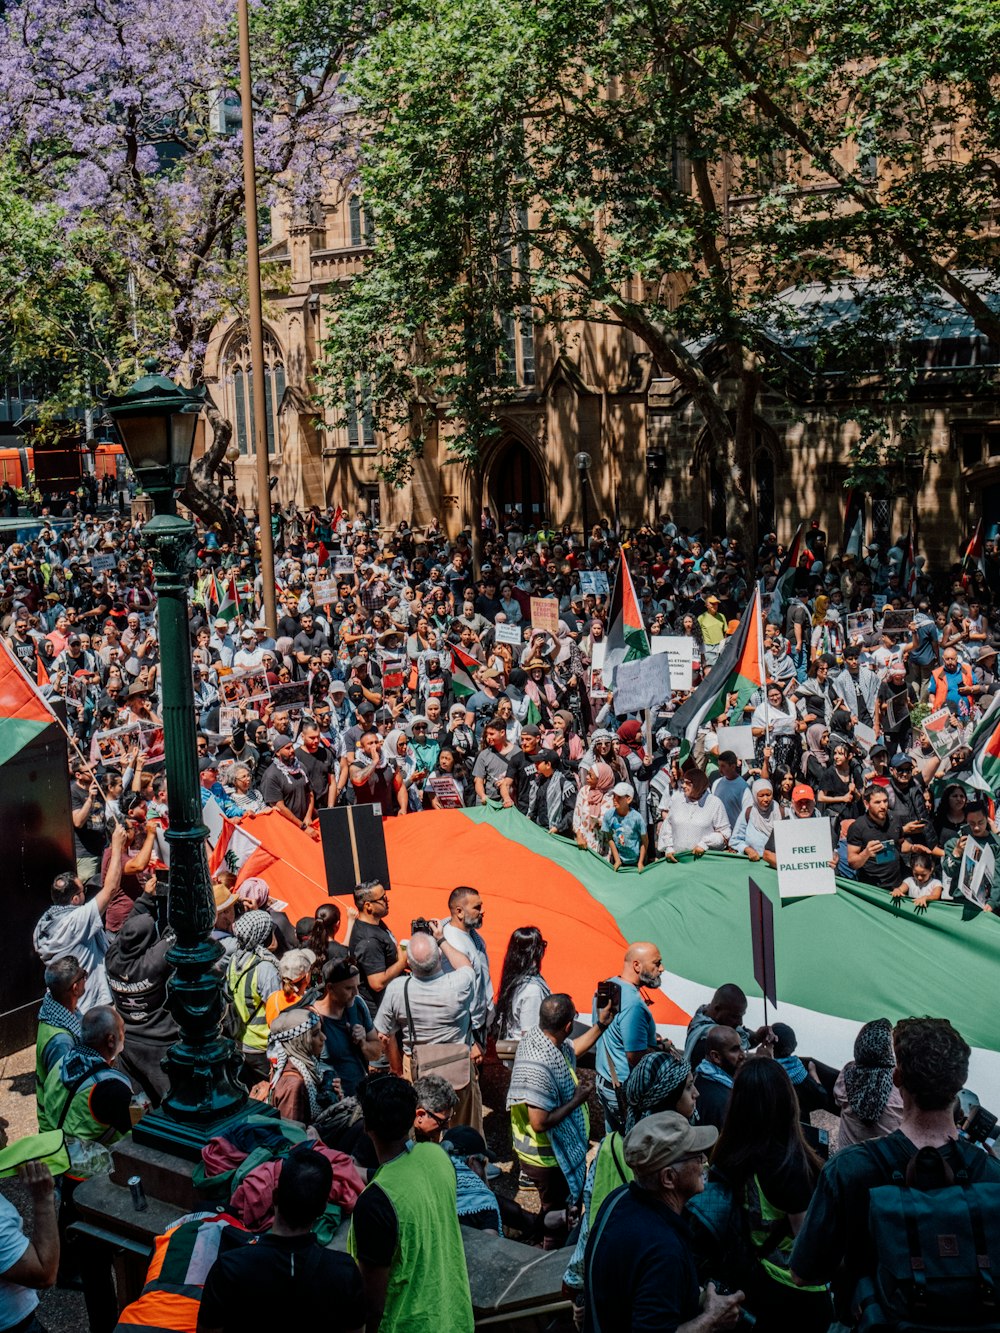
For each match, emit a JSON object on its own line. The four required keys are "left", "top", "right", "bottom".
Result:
{"left": 0, "top": 0, "right": 357, "bottom": 424}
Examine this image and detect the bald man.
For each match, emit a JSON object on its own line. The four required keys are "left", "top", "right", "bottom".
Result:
{"left": 591, "top": 942, "right": 665, "bottom": 1131}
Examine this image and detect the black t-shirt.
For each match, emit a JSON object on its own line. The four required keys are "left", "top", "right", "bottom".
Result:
{"left": 293, "top": 627, "right": 329, "bottom": 658}
{"left": 296, "top": 745, "right": 334, "bottom": 803}
{"left": 200, "top": 1233, "right": 365, "bottom": 1333}
{"left": 71, "top": 781, "right": 106, "bottom": 860}
{"left": 504, "top": 748, "right": 539, "bottom": 814}
{"left": 350, "top": 1181, "right": 400, "bottom": 1266}
{"left": 276, "top": 614, "right": 301, "bottom": 639}
{"left": 877, "top": 681, "right": 916, "bottom": 734}
{"left": 260, "top": 764, "right": 312, "bottom": 820}
{"left": 350, "top": 919, "right": 398, "bottom": 1017}
{"left": 847, "top": 809, "right": 907, "bottom": 887}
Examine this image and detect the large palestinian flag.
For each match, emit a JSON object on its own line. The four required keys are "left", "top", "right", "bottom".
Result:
{"left": 214, "top": 806, "right": 1000, "bottom": 1102}
{"left": 602, "top": 549, "right": 650, "bottom": 678}
{"left": 668, "top": 588, "right": 765, "bottom": 758}
{"left": 766, "top": 521, "right": 804, "bottom": 626}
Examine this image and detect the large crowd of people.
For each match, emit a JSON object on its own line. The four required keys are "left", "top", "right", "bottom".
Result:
{"left": 2, "top": 489, "right": 998, "bottom": 1333}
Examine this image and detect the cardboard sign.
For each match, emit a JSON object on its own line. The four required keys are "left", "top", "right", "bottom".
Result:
{"left": 748, "top": 877, "right": 777, "bottom": 1007}
{"left": 650, "top": 636, "right": 694, "bottom": 692}
{"left": 613, "top": 653, "right": 673, "bottom": 714}
{"left": 494, "top": 621, "right": 522, "bottom": 646}
{"left": 91, "top": 553, "right": 116, "bottom": 574}
{"left": 530, "top": 597, "right": 560, "bottom": 635}
{"left": 578, "top": 570, "right": 609, "bottom": 597}
{"left": 715, "top": 724, "right": 757, "bottom": 762}
{"left": 311, "top": 578, "right": 338, "bottom": 607}
{"left": 772, "top": 816, "right": 837, "bottom": 899}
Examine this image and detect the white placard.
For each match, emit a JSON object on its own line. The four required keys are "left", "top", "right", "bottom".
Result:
{"left": 590, "top": 641, "right": 606, "bottom": 670}
{"left": 613, "top": 653, "right": 673, "bottom": 714}
{"left": 578, "top": 570, "right": 609, "bottom": 596}
{"left": 494, "top": 621, "right": 522, "bottom": 646}
{"left": 91, "top": 552, "right": 116, "bottom": 573}
{"left": 333, "top": 555, "right": 355, "bottom": 575}
{"left": 959, "top": 838, "right": 995, "bottom": 908}
{"left": 773, "top": 816, "right": 837, "bottom": 898}
{"left": 854, "top": 723, "right": 876, "bottom": 751}
{"left": 714, "top": 724, "right": 757, "bottom": 762}
{"left": 651, "top": 636, "right": 694, "bottom": 692}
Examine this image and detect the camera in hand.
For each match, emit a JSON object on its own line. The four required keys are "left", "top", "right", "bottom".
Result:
{"left": 711, "top": 1284, "right": 755, "bottom": 1327}
{"left": 595, "top": 979, "right": 621, "bottom": 1014}
{"left": 410, "top": 917, "right": 436, "bottom": 937}
{"left": 964, "top": 1104, "right": 998, "bottom": 1146}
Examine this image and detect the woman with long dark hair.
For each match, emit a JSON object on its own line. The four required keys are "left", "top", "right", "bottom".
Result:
{"left": 692, "top": 1060, "right": 832, "bottom": 1332}
{"left": 494, "top": 926, "right": 550, "bottom": 1040}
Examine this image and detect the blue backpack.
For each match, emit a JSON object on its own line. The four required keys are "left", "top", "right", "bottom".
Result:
{"left": 854, "top": 1138, "right": 1000, "bottom": 1332}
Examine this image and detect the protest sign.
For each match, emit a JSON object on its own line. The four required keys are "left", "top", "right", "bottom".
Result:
{"left": 650, "top": 636, "right": 694, "bottom": 692}
{"left": 772, "top": 817, "right": 837, "bottom": 899}
{"left": 854, "top": 722, "right": 877, "bottom": 751}
{"left": 218, "top": 704, "right": 260, "bottom": 736}
{"left": 429, "top": 775, "right": 464, "bottom": 809}
{"left": 578, "top": 570, "right": 610, "bottom": 597}
{"left": 884, "top": 689, "right": 912, "bottom": 732}
{"left": 333, "top": 555, "right": 355, "bottom": 576}
{"left": 311, "top": 578, "right": 338, "bottom": 607}
{"left": 590, "top": 642, "right": 606, "bottom": 670}
{"left": 882, "top": 607, "right": 915, "bottom": 640}
{"left": 219, "top": 668, "right": 270, "bottom": 708}
{"left": 494, "top": 621, "right": 522, "bottom": 646}
{"left": 613, "top": 653, "right": 672, "bottom": 714}
{"left": 959, "top": 839, "right": 995, "bottom": 908}
{"left": 137, "top": 724, "right": 165, "bottom": 763}
{"left": 589, "top": 666, "right": 607, "bottom": 701}
{"left": 847, "top": 610, "right": 874, "bottom": 640}
{"left": 91, "top": 552, "right": 116, "bottom": 574}
{"left": 748, "top": 878, "right": 777, "bottom": 1009}
{"left": 922, "top": 707, "right": 964, "bottom": 761}
{"left": 715, "top": 725, "right": 757, "bottom": 762}
{"left": 90, "top": 722, "right": 140, "bottom": 765}
{"left": 530, "top": 597, "right": 560, "bottom": 635}
{"left": 873, "top": 594, "right": 888, "bottom": 612}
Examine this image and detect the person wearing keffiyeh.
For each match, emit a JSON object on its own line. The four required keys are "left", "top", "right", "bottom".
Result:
{"left": 834, "top": 1017, "right": 904, "bottom": 1149}
{"left": 260, "top": 737, "right": 314, "bottom": 828}
{"left": 35, "top": 956, "right": 85, "bottom": 1131}
{"left": 266, "top": 1007, "right": 328, "bottom": 1124}
{"left": 506, "top": 992, "right": 610, "bottom": 1247}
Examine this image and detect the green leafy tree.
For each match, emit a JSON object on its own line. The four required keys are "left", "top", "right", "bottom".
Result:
{"left": 319, "top": 0, "right": 1000, "bottom": 535}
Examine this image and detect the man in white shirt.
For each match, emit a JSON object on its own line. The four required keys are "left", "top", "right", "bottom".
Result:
{"left": 442, "top": 886, "right": 494, "bottom": 1044}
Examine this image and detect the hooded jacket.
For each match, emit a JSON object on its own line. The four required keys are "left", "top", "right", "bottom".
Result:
{"left": 105, "top": 895, "right": 178, "bottom": 1044}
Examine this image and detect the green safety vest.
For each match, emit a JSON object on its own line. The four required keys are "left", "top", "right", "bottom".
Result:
{"left": 35, "top": 1021, "right": 76, "bottom": 1133}
{"left": 590, "top": 1132, "right": 633, "bottom": 1220}
{"left": 511, "top": 1061, "right": 587, "bottom": 1169}
{"left": 226, "top": 955, "right": 269, "bottom": 1051}
{"left": 745, "top": 1174, "right": 825, "bottom": 1293}
{"left": 349, "top": 1143, "right": 474, "bottom": 1333}
{"left": 43, "top": 1055, "right": 130, "bottom": 1162}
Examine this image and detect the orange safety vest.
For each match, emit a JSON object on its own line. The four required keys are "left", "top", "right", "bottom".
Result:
{"left": 115, "top": 1213, "right": 246, "bottom": 1333}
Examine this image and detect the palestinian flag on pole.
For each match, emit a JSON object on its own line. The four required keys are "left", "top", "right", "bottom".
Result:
{"left": 902, "top": 527, "right": 918, "bottom": 601}
{"left": 449, "top": 642, "right": 480, "bottom": 699}
{"left": 964, "top": 697, "right": 1000, "bottom": 798}
{"left": 766, "top": 522, "right": 804, "bottom": 626}
{"left": 843, "top": 491, "right": 865, "bottom": 557}
{"left": 668, "top": 587, "right": 766, "bottom": 760}
{"left": 0, "top": 636, "right": 59, "bottom": 765}
{"left": 602, "top": 549, "right": 650, "bottom": 679}
{"left": 216, "top": 573, "right": 239, "bottom": 626}
{"left": 962, "top": 520, "right": 985, "bottom": 589}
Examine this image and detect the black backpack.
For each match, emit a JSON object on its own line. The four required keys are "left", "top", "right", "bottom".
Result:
{"left": 854, "top": 1137, "right": 1000, "bottom": 1332}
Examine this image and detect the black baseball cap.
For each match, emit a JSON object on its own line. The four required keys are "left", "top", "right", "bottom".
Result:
{"left": 441, "top": 1127, "right": 498, "bottom": 1161}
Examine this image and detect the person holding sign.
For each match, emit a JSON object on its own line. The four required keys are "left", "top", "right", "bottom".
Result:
{"left": 762, "top": 785, "right": 838, "bottom": 872}
{"left": 941, "top": 802, "right": 1000, "bottom": 911}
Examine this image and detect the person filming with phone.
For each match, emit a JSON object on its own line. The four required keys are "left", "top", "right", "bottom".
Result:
{"left": 592, "top": 943, "right": 666, "bottom": 1132}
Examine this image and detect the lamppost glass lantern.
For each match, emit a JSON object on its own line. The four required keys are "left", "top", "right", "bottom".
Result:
{"left": 105, "top": 359, "right": 205, "bottom": 502}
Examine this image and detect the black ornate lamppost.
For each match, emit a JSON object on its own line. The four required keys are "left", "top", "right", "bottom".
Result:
{"left": 105, "top": 361, "right": 249, "bottom": 1157}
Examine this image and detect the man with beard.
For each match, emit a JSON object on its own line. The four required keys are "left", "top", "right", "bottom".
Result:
{"left": 261, "top": 737, "right": 316, "bottom": 829}
{"left": 592, "top": 943, "right": 665, "bottom": 1131}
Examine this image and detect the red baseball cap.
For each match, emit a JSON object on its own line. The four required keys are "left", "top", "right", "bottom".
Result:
{"left": 791, "top": 784, "right": 815, "bottom": 803}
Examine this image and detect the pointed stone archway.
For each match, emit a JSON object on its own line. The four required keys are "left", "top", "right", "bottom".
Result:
{"left": 485, "top": 436, "right": 548, "bottom": 526}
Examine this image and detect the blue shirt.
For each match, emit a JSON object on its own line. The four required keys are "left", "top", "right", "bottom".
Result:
{"left": 319, "top": 996, "right": 373, "bottom": 1097}
{"left": 600, "top": 808, "right": 646, "bottom": 865}
{"left": 593, "top": 981, "right": 656, "bottom": 1084}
